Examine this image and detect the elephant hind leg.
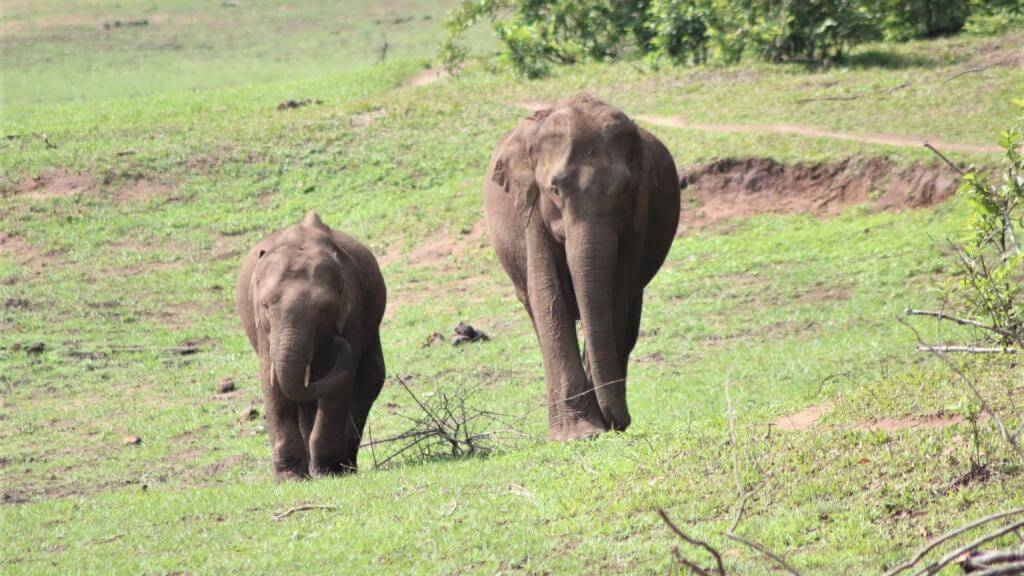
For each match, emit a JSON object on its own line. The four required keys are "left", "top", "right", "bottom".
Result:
{"left": 309, "top": 336, "right": 385, "bottom": 475}
{"left": 344, "top": 335, "right": 386, "bottom": 471}
{"left": 298, "top": 402, "right": 316, "bottom": 451}
{"left": 619, "top": 293, "right": 643, "bottom": 373}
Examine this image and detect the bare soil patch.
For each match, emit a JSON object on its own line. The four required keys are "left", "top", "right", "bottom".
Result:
{"left": 773, "top": 402, "right": 834, "bottom": 431}
{"left": 386, "top": 274, "right": 490, "bottom": 319}
{"left": 406, "top": 67, "right": 451, "bottom": 87}
{"left": 852, "top": 413, "right": 973, "bottom": 432}
{"left": 4, "top": 168, "right": 179, "bottom": 206}
{"left": 382, "top": 221, "right": 495, "bottom": 318}
{"left": 511, "top": 101, "right": 997, "bottom": 153}
{"left": 0, "top": 232, "right": 62, "bottom": 279}
{"left": 9, "top": 169, "right": 93, "bottom": 200}
{"left": 109, "top": 176, "right": 178, "bottom": 207}
{"left": 678, "top": 156, "right": 958, "bottom": 232}
{"left": 773, "top": 403, "right": 983, "bottom": 432}
{"left": 407, "top": 220, "right": 488, "bottom": 269}
{"left": 383, "top": 220, "right": 488, "bottom": 271}
{"left": 637, "top": 115, "right": 1001, "bottom": 154}
{"left": 353, "top": 109, "right": 387, "bottom": 128}
{"left": 702, "top": 319, "right": 819, "bottom": 348}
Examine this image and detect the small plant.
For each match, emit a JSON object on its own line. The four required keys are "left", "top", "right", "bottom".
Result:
{"left": 902, "top": 101, "right": 1024, "bottom": 460}
{"left": 907, "top": 101, "right": 1024, "bottom": 354}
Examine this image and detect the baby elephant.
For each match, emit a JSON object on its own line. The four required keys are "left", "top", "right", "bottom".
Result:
{"left": 236, "top": 211, "right": 386, "bottom": 480}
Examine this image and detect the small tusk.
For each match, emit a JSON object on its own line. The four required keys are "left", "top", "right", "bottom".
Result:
{"left": 305, "top": 364, "right": 311, "bottom": 388}
{"left": 270, "top": 361, "right": 276, "bottom": 389}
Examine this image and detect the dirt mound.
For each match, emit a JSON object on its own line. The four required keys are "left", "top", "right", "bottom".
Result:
{"left": 678, "top": 156, "right": 958, "bottom": 232}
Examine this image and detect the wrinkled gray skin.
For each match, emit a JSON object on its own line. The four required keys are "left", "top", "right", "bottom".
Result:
{"left": 237, "top": 211, "right": 386, "bottom": 480}
{"left": 484, "top": 95, "right": 680, "bottom": 441}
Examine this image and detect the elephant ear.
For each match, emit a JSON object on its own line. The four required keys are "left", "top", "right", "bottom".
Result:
{"left": 329, "top": 243, "right": 360, "bottom": 333}
{"left": 632, "top": 125, "right": 655, "bottom": 233}
{"left": 492, "top": 110, "right": 548, "bottom": 224}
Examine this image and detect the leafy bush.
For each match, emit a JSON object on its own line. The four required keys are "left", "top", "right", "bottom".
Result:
{"left": 944, "top": 108, "right": 1024, "bottom": 347}
{"left": 441, "top": 0, "right": 652, "bottom": 77}
{"left": 442, "top": 0, "right": 1009, "bottom": 76}
{"left": 908, "top": 101, "right": 1024, "bottom": 353}
{"left": 879, "top": 0, "right": 971, "bottom": 41}
{"left": 964, "top": 0, "right": 1024, "bottom": 35}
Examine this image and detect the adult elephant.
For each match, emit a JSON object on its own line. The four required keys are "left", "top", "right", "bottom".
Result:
{"left": 237, "top": 211, "right": 386, "bottom": 480}
{"left": 484, "top": 94, "right": 679, "bottom": 441}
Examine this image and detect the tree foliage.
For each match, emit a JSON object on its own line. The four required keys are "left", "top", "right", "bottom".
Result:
{"left": 441, "top": 0, "right": 1019, "bottom": 75}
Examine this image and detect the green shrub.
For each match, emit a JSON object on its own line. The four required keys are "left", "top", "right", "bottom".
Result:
{"left": 440, "top": 0, "right": 652, "bottom": 77}
{"left": 442, "top": 0, "right": 1012, "bottom": 76}
{"left": 964, "top": 0, "right": 1024, "bottom": 35}
{"left": 880, "top": 0, "right": 971, "bottom": 41}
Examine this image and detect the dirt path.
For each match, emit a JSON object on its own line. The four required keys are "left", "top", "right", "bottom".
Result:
{"left": 512, "top": 101, "right": 999, "bottom": 154}
{"left": 635, "top": 114, "right": 1001, "bottom": 154}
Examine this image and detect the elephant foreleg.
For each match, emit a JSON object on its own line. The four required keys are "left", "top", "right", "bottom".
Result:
{"left": 260, "top": 360, "right": 309, "bottom": 481}
{"left": 526, "top": 240, "right": 608, "bottom": 441}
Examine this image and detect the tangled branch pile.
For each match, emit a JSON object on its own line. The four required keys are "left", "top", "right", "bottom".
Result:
{"left": 659, "top": 506, "right": 1024, "bottom": 575}
{"left": 362, "top": 376, "right": 524, "bottom": 468}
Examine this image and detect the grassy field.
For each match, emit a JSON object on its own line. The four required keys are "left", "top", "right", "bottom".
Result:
{"left": 2, "top": 2, "right": 1024, "bottom": 574}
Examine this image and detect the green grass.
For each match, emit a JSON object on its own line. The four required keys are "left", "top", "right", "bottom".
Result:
{"left": 2, "top": 5, "right": 1023, "bottom": 574}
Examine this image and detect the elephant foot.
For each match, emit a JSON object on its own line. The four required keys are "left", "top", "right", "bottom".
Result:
{"left": 272, "top": 453, "right": 309, "bottom": 482}
{"left": 551, "top": 418, "right": 608, "bottom": 442}
{"left": 274, "top": 468, "right": 310, "bottom": 482}
{"left": 310, "top": 460, "right": 357, "bottom": 477}
{"left": 604, "top": 411, "right": 631, "bottom": 432}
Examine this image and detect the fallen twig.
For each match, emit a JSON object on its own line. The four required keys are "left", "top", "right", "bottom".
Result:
{"left": 911, "top": 518, "right": 1024, "bottom": 576}
{"left": 271, "top": 504, "right": 337, "bottom": 521}
{"left": 725, "top": 533, "right": 802, "bottom": 576}
{"left": 915, "top": 345, "right": 1016, "bottom": 354}
{"left": 657, "top": 508, "right": 726, "bottom": 576}
{"left": 883, "top": 508, "right": 1024, "bottom": 575}
{"left": 924, "top": 142, "right": 966, "bottom": 176}
{"left": 947, "top": 67, "right": 989, "bottom": 82}
{"left": 797, "top": 82, "right": 909, "bottom": 104}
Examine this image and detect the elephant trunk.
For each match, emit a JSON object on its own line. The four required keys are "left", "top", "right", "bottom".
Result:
{"left": 272, "top": 327, "right": 354, "bottom": 403}
{"left": 567, "top": 227, "right": 630, "bottom": 431}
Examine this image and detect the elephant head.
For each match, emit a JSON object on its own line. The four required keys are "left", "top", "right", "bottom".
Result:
{"left": 249, "top": 211, "right": 358, "bottom": 403}
{"left": 492, "top": 94, "right": 650, "bottom": 430}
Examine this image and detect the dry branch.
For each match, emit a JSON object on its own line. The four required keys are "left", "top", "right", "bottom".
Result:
{"left": 898, "top": 316, "right": 1022, "bottom": 457}
{"left": 947, "top": 67, "right": 990, "bottom": 82}
{"left": 905, "top": 309, "right": 1016, "bottom": 340}
{"left": 915, "top": 344, "right": 1016, "bottom": 354}
{"left": 657, "top": 508, "right": 726, "bottom": 576}
{"left": 724, "top": 533, "right": 802, "bottom": 576}
{"left": 883, "top": 508, "right": 1024, "bottom": 576}
{"left": 362, "top": 376, "right": 523, "bottom": 469}
{"left": 796, "top": 82, "right": 909, "bottom": 104}
{"left": 271, "top": 504, "right": 337, "bottom": 521}
{"left": 912, "top": 518, "right": 1024, "bottom": 576}
{"left": 924, "top": 142, "right": 967, "bottom": 176}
